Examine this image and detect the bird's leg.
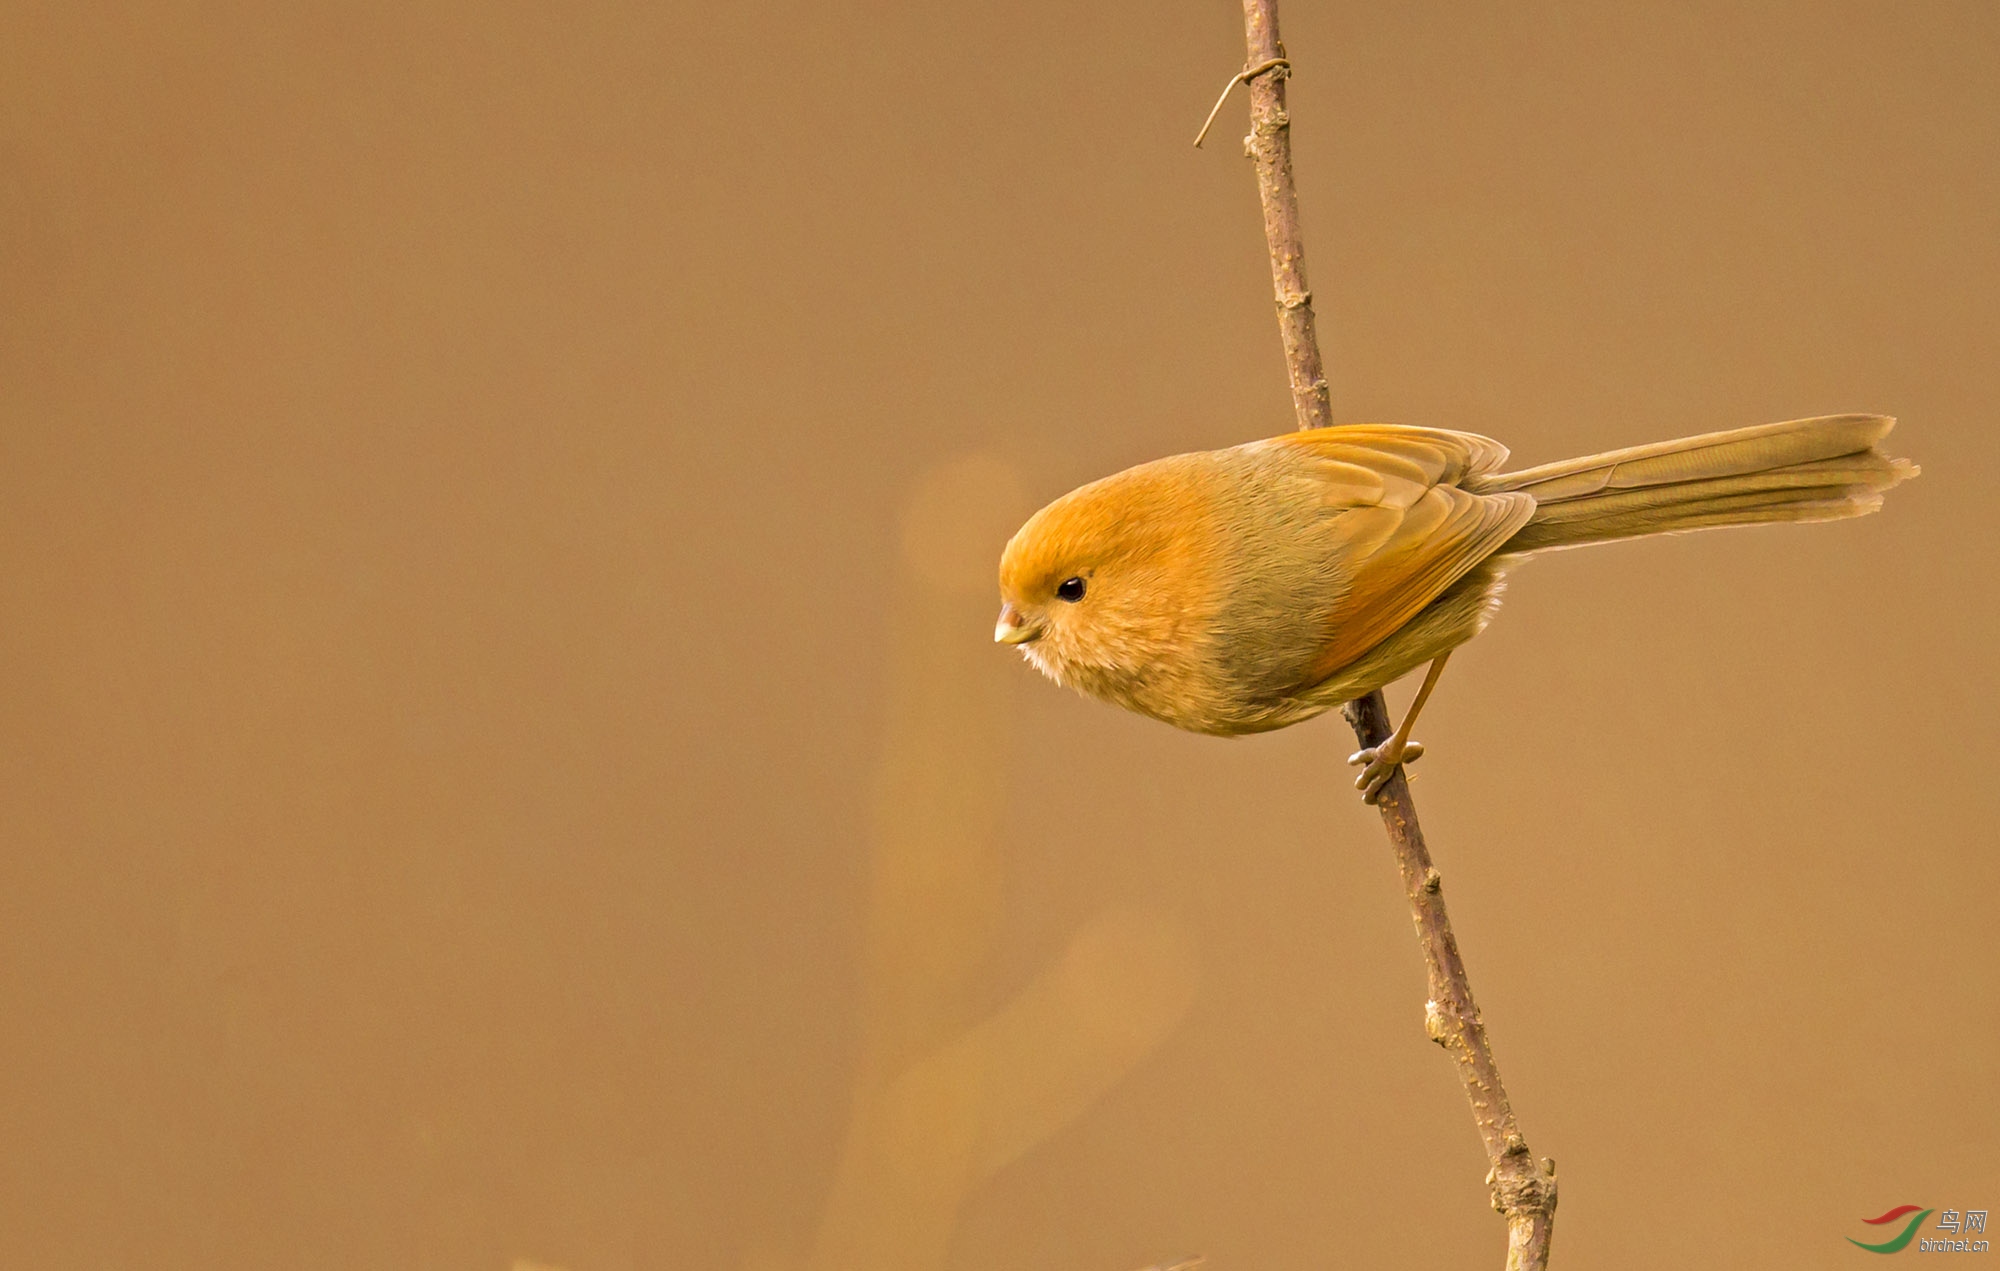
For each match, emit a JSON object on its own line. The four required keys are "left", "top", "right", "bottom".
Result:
{"left": 1347, "top": 652, "right": 1451, "bottom": 804}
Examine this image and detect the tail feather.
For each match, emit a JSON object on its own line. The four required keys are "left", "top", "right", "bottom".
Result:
{"left": 1478, "top": 414, "right": 1918, "bottom": 554}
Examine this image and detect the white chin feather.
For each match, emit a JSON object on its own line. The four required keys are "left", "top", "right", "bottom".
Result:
{"left": 1020, "top": 644, "right": 1065, "bottom": 686}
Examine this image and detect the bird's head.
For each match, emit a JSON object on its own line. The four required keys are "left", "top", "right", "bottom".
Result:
{"left": 994, "top": 461, "right": 1218, "bottom": 694}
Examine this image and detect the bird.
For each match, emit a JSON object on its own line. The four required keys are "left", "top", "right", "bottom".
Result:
{"left": 993, "top": 414, "right": 1916, "bottom": 801}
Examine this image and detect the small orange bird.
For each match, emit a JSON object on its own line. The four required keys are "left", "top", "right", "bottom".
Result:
{"left": 995, "top": 415, "right": 1916, "bottom": 800}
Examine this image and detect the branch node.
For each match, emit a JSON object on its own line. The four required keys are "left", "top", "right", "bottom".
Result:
{"left": 1192, "top": 56, "right": 1290, "bottom": 148}
{"left": 1489, "top": 1151, "right": 1559, "bottom": 1218}
{"left": 1422, "top": 867, "right": 1443, "bottom": 894}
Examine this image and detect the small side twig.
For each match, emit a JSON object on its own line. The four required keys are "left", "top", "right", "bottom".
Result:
{"left": 1192, "top": 58, "right": 1288, "bottom": 149}
{"left": 1214, "top": 3, "right": 1558, "bottom": 1267}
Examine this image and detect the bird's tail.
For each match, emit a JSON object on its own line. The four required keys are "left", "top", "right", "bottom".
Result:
{"left": 1471, "top": 413, "right": 1918, "bottom": 554}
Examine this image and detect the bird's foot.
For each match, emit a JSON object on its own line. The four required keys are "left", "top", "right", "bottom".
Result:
{"left": 1346, "top": 738, "right": 1424, "bottom": 805}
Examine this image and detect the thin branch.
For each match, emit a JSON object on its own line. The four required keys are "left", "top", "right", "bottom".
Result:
{"left": 1236, "top": 5, "right": 1331, "bottom": 432}
{"left": 1223, "top": 3, "right": 1558, "bottom": 1266}
{"left": 1341, "top": 696, "right": 1558, "bottom": 1271}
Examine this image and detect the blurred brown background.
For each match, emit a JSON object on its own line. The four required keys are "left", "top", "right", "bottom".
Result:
{"left": 2, "top": 2, "right": 1995, "bottom": 1267}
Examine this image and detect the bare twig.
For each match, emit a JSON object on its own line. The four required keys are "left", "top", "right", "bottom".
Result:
{"left": 1235, "top": 6, "right": 1331, "bottom": 432}
{"left": 1219, "top": 2, "right": 1558, "bottom": 1266}
{"left": 1341, "top": 695, "right": 1557, "bottom": 1270}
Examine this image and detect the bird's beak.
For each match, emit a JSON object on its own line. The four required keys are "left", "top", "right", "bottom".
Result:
{"left": 994, "top": 603, "right": 1043, "bottom": 645}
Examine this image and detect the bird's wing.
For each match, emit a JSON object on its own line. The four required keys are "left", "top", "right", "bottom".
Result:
{"left": 1268, "top": 424, "right": 1514, "bottom": 488}
{"left": 1261, "top": 427, "right": 1535, "bottom": 684}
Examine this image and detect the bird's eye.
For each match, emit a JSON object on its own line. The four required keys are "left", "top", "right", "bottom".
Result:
{"left": 1056, "top": 576, "right": 1087, "bottom": 602}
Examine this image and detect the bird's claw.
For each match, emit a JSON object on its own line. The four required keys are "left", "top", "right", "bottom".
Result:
{"left": 1346, "top": 739, "right": 1424, "bottom": 804}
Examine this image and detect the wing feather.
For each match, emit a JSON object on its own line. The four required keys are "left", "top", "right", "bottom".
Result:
{"left": 1262, "top": 427, "right": 1533, "bottom": 685}
{"left": 1268, "top": 424, "right": 1514, "bottom": 487}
